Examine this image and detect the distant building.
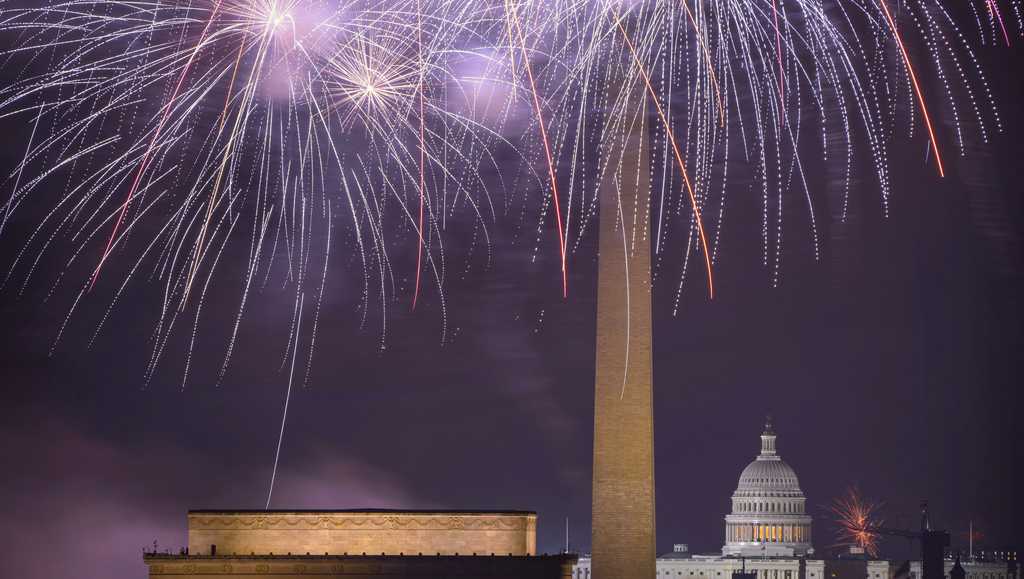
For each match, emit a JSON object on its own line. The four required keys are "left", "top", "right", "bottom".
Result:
{"left": 908, "top": 558, "right": 1015, "bottom": 579}
{"left": 825, "top": 554, "right": 892, "bottom": 579}
{"left": 572, "top": 543, "right": 826, "bottom": 579}
{"left": 723, "top": 417, "right": 813, "bottom": 557}
{"left": 970, "top": 549, "right": 1018, "bottom": 565}
{"left": 144, "top": 509, "right": 575, "bottom": 578}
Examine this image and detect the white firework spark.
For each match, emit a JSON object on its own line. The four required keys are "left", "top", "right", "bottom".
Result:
{"left": 0, "top": 0, "right": 1014, "bottom": 386}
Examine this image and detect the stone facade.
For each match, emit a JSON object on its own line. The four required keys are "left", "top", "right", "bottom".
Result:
{"left": 144, "top": 553, "right": 576, "bottom": 578}
{"left": 571, "top": 551, "right": 1013, "bottom": 579}
{"left": 186, "top": 510, "right": 536, "bottom": 558}
{"left": 909, "top": 559, "right": 1014, "bottom": 579}
{"left": 823, "top": 555, "right": 893, "bottom": 579}
{"left": 591, "top": 82, "right": 656, "bottom": 579}
{"left": 572, "top": 549, "right": 825, "bottom": 579}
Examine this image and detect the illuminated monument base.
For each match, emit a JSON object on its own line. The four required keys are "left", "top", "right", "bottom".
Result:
{"left": 144, "top": 510, "right": 576, "bottom": 578}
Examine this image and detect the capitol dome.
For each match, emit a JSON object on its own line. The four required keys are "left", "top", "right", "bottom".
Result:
{"left": 722, "top": 418, "right": 813, "bottom": 557}
{"left": 736, "top": 457, "right": 801, "bottom": 491}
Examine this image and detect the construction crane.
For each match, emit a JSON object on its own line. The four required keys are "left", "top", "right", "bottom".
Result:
{"left": 862, "top": 502, "right": 950, "bottom": 579}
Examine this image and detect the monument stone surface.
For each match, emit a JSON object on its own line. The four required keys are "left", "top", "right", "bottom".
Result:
{"left": 591, "top": 89, "right": 657, "bottom": 579}
{"left": 186, "top": 510, "right": 536, "bottom": 556}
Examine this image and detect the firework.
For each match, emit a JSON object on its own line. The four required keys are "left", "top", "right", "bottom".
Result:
{"left": 0, "top": 0, "right": 507, "bottom": 383}
{"left": 832, "top": 486, "right": 883, "bottom": 557}
{"left": 0, "top": 0, "right": 1016, "bottom": 384}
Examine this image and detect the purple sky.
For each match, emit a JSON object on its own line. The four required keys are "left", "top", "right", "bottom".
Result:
{"left": 2, "top": 17, "right": 1023, "bottom": 579}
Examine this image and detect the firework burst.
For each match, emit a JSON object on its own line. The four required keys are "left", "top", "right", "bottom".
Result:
{"left": 832, "top": 486, "right": 884, "bottom": 557}
{"left": 0, "top": 0, "right": 1018, "bottom": 385}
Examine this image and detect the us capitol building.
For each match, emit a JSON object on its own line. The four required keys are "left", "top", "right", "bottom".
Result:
{"left": 723, "top": 418, "right": 812, "bottom": 557}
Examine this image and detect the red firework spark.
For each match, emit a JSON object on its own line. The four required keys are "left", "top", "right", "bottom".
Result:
{"left": 832, "top": 486, "right": 883, "bottom": 557}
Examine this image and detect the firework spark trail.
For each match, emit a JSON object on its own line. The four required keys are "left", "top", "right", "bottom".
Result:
{"left": 510, "top": 0, "right": 568, "bottom": 298}
{"left": 413, "top": 0, "right": 427, "bottom": 310}
{"left": 771, "top": 0, "right": 785, "bottom": 123}
{"left": 613, "top": 10, "right": 714, "bottom": 299}
{"left": 877, "top": 0, "right": 946, "bottom": 177}
{"left": 266, "top": 291, "right": 303, "bottom": 510}
{"left": 987, "top": 0, "right": 1013, "bottom": 46}
{"left": 678, "top": 0, "right": 725, "bottom": 127}
{"left": 91, "top": 0, "right": 227, "bottom": 290}
{"left": 0, "top": 0, "right": 1016, "bottom": 383}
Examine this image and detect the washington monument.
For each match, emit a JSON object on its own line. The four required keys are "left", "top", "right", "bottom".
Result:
{"left": 591, "top": 80, "right": 657, "bottom": 578}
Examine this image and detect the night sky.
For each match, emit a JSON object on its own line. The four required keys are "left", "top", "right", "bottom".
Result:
{"left": 2, "top": 15, "right": 1023, "bottom": 579}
